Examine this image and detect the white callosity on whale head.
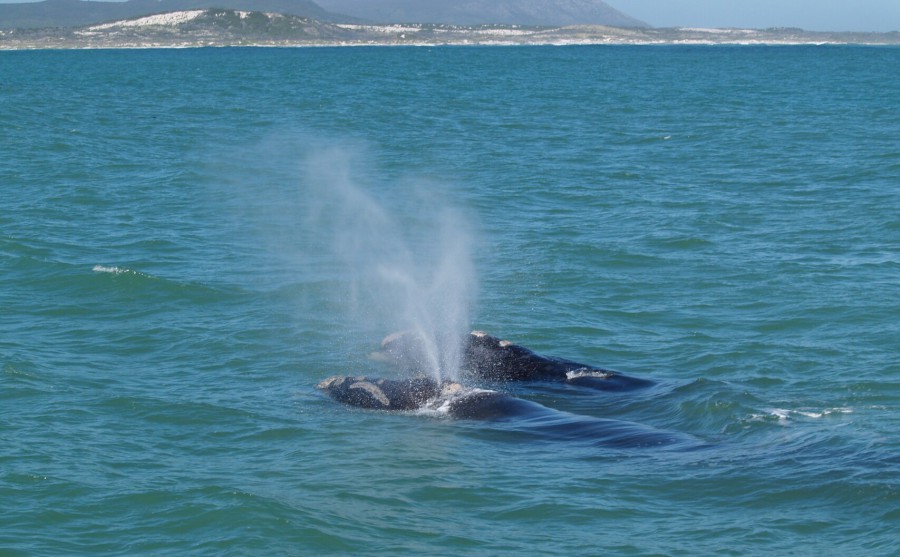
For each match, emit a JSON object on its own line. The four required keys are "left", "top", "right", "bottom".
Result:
{"left": 470, "top": 330, "right": 513, "bottom": 347}
{"left": 566, "top": 369, "right": 613, "bottom": 380}
{"left": 318, "top": 375, "right": 444, "bottom": 411}
{"left": 349, "top": 381, "right": 390, "bottom": 406}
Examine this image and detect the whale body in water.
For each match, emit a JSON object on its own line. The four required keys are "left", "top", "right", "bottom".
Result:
{"left": 317, "top": 374, "right": 695, "bottom": 448}
{"left": 317, "top": 332, "right": 707, "bottom": 448}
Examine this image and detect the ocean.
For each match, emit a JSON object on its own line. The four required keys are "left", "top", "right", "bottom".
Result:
{"left": 1, "top": 45, "right": 898, "bottom": 555}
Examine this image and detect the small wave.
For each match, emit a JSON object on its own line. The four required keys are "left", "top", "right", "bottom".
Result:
{"left": 90, "top": 264, "right": 240, "bottom": 305}
{"left": 92, "top": 265, "right": 160, "bottom": 280}
{"left": 755, "top": 407, "right": 853, "bottom": 425}
{"left": 92, "top": 265, "right": 125, "bottom": 274}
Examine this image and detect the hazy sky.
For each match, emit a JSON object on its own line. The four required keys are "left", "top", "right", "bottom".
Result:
{"left": 0, "top": 0, "right": 898, "bottom": 32}
{"left": 605, "top": 0, "right": 900, "bottom": 31}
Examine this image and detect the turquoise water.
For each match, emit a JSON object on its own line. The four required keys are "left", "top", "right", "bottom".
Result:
{"left": 2, "top": 46, "right": 899, "bottom": 555}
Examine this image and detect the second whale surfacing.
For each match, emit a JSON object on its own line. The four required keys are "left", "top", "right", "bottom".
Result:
{"left": 316, "top": 375, "right": 696, "bottom": 448}
{"left": 371, "top": 330, "right": 655, "bottom": 391}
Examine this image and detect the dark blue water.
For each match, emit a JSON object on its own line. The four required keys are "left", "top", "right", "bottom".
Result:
{"left": 2, "top": 46, "right": 899, "bottom": 555}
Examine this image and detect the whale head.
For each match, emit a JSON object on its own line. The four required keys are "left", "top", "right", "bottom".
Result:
{"left": 317, "top": 375, "right": 440, "bottom": 411}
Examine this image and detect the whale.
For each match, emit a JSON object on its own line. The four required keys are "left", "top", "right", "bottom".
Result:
{"left": 316, "top": 375, "right": 530, "bottom": 419}
{"left": 317, "top": 374, "right": 691, "bottom": 448}
{"left": 370, "top": 330, "right": 655, "bottom": 391}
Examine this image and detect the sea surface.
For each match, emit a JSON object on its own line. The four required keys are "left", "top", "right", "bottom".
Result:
{"left": 1, "top": 45, "right": 898, "bottom": 556}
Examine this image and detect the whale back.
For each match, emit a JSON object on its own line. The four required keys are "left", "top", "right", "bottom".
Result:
{"left": 371, "top": 330, "right": 654, "bottom": 390}
{"left": 463, "top": 331, "right": 568, "bottom": 381}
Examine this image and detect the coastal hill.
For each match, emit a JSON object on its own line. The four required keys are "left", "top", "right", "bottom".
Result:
{"left": 0, "top": 0, "right": 350, "bottom": 29}
{"left": 1, "top": 8, "right": 898, "bottom": 49}
{"left": 0, "top": 0, "right": 646, "bottom": 29}
{"left": 312, "top": 0, "right": 648, "bottom": 27}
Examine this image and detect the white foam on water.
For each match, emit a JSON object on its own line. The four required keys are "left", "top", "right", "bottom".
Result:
{"left": 417, "top": 383, "right": 496, "bottom": 417}
{"left": 92, "top": 265, "right": 126, "bottom": 274}
{"left": 91, "top": 265, "right": 158, "bottom": 281}
{"left": 758, "top": 407, "right": 854, "bottom": 425}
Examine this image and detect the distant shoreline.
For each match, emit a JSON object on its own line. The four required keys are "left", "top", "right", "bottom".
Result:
{"left": 1, "top": 12, "right": 898, "bottom": 50}
{"left": 4, "top": 37, "right": 899, "bottom": 51}
{"left": 3, "top": 42, "right": 900, "bottom": 51}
